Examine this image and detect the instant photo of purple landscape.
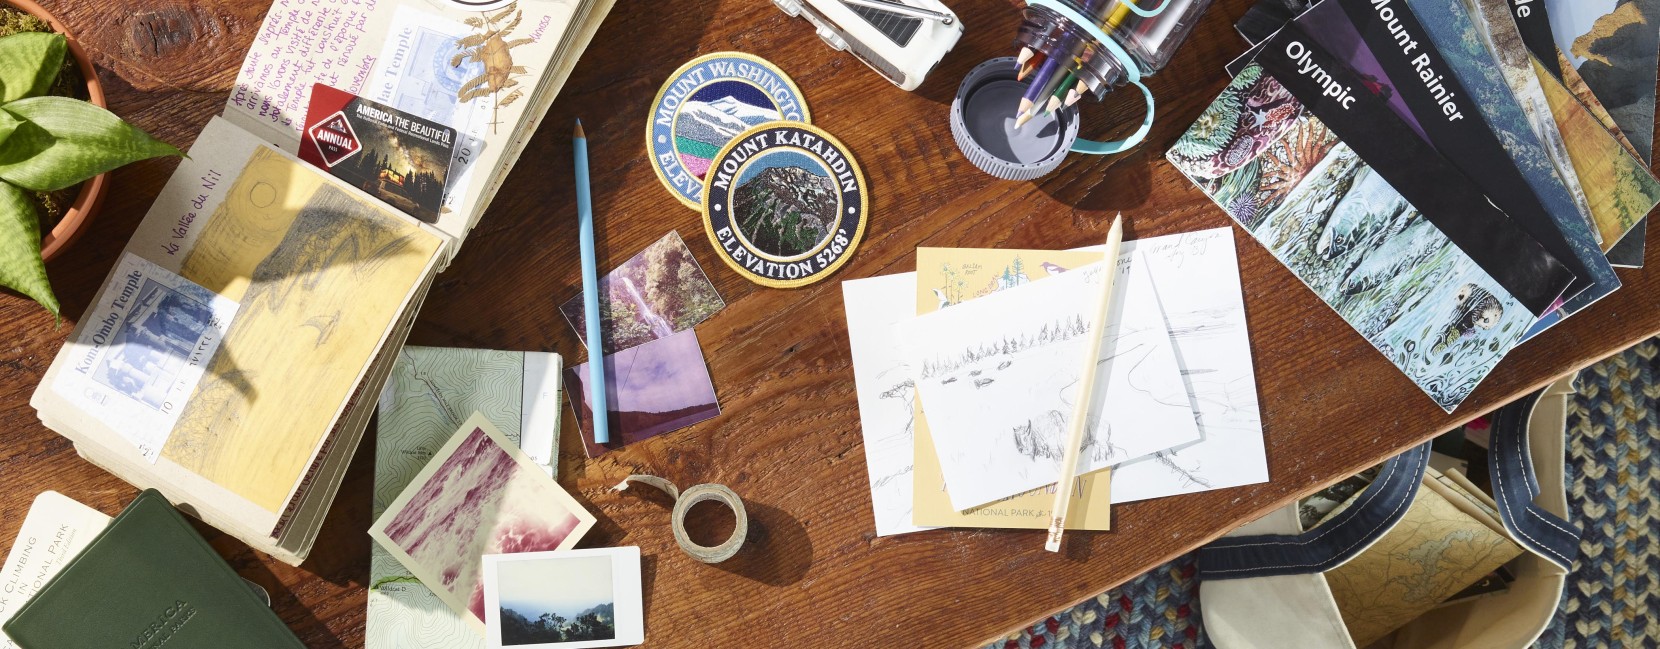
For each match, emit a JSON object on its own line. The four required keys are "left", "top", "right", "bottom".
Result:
{"left": 369, "top": 413, "right": 596, "bottom": 631}
{"left": 566, "top": 329, "right": 720, "bottom": 456}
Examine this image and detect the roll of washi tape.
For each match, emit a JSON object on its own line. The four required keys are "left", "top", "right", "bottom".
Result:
{"left": 700, "top": 121, "right": 867, "bottom": 288}
{"left": 648, "top": 52, "right": 811, "bottom": 210}
{"left": 614, "top": 475, "right": 748, "bottom": 564}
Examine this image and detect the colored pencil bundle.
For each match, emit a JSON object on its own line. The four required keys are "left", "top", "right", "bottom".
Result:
{"left": 1013, "top": 1, "right": 1137, "bottom": 127}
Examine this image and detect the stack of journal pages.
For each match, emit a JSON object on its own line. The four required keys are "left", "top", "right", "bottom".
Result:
{"left": 28, "top": 0, "right": 614, "bottom": 565}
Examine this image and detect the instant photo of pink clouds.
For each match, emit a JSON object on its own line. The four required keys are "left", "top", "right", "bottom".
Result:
{"left": 380, "top": 426, "right": 586, "bottom": 622}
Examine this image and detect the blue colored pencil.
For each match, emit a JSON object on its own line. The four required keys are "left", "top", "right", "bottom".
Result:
{"left": 574, "top": 120, "right": 610, "bottom": 444}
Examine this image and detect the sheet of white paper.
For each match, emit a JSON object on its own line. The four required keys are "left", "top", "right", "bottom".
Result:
{"left": 842, "top": 274, "right": 933, "bottom": 536}
{"left": 1110, "top": 229, "right": 1268, "bottom": 501}
{"left": 898, "top": 252, "right": 1201, "bottom": 510}
{"left": 841, "top": 228, "right": 1268, "bottom": 534}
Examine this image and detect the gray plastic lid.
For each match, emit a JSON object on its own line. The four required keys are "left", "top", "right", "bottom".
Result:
{"left": 951, "top": 57, "right": 1080, "bottom": 181}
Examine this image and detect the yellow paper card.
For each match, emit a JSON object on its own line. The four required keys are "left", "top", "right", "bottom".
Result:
{"left": 164, "top": 147, "right": 443, "bottom": 515}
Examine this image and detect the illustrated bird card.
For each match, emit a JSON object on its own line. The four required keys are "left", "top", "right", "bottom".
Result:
{"left": 300, "top": 83, "right": 456, "bottom": 224}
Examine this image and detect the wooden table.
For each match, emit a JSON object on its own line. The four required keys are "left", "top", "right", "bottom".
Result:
{"left": 4, "top": 0, "right": 1657, "bottom": 647}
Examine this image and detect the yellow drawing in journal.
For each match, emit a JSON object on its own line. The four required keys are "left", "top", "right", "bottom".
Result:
{"left": 165, "top": 148, "right": 443, "bottom": 515}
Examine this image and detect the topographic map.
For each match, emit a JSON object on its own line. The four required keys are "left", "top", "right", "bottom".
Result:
{"left": 367, "top": 347, "right": 562, "bottom": 648}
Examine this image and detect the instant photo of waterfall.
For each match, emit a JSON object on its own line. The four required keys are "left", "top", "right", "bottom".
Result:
{"left": 559, "top": 231, "right": 726, "bottom": 354}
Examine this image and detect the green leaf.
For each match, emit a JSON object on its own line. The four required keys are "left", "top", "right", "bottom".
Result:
{"left": 0, "top": 96, "right": 180, "bottom": 191}
{"left": 0, "top": 181, "right": 56, "bottom": 316}
{"left": 0, "top": 33, "right": 65, "bottom": 103}
{"left": 0, "top": 109, "right": 22, "bottom": 145}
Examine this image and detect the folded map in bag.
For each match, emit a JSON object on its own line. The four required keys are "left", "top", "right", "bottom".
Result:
{"left": 1323, "top": 470, "right": 1522, "bottom": 646}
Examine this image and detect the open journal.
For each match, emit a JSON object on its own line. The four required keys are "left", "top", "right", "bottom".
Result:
{"left": 28, "top": 0, "right": 613, "bottom": 565}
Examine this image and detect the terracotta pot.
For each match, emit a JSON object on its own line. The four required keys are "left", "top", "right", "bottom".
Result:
{"left": 8, "top": 0, "right": 108, "bottom": 263}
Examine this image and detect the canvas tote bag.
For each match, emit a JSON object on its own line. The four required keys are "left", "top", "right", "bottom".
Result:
{"left": 1197, "top": 377, "right": 1579, "bottom": 649}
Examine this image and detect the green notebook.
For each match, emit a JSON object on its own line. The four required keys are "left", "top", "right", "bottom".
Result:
{"left": 0, "top": 490, "right": 303, "bottom": 649}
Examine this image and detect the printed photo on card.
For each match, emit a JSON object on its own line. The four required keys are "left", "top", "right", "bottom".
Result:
{"left": 482, "top": 547, "right": 644, "bottom": 649}
{"left": 51, "top": 253, "right": 238, "bottom": 462}
{"left": 370, "top": 412, "right": 596, "bottom": 633}
{"left": 565, "top": 330, "right": 719, "bottom": 456}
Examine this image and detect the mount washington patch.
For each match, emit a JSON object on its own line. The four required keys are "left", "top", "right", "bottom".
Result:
{"left": 702, "top": 121, "right": 866, "bottom": 288}
{"left": 650, "top": 52, "right": 810, "bottom": 210}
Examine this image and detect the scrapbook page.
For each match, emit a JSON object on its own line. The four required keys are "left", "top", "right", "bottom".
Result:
{"left": 226, "top": 0, "right": 616, "bottom": 259}
{"left": 34, "top": 118, "right": 444, "bottom": 543}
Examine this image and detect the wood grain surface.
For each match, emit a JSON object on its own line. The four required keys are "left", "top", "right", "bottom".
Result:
{"left": 3, "top": 1, "right": 1657, "bottom": 647}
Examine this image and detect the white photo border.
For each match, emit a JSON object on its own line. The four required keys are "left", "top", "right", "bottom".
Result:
{"left": 483, "top": 546, "right": 644, "bottom": 649}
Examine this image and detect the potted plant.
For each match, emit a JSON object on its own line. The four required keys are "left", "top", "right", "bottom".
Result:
{"left": 0, "top": 2, "right": 179, "bottom": 318}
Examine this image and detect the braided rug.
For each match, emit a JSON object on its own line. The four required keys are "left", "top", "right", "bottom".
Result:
{"left": 984, "top": 340, "right": 1660, "bottom": 649}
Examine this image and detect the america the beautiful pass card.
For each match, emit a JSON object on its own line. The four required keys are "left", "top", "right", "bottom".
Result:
{"left": 299, "top": 83, "right": 456, "bottom": 223}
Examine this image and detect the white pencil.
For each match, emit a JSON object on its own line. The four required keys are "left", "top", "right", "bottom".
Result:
{"left": 1045, "top": 214, "right": 1124, "bottom": 553}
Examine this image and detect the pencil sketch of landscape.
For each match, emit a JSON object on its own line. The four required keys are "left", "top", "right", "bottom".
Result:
{"left": 1107, "top": 229, "right": 1268, "bottom": 503}
{"left": 843, "top": 231, "right": 1268, "bottom": 535}
{"left": 843, "top": 274, "right": 932, "bottom": 536}
{"left": 900, "top": 257, "right": 1200, "bottom": 511}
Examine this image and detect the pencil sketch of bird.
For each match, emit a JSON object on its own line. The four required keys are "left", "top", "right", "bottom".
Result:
{"left": 1041, "top": 262, "right": 1068, "bottom": 276}
{"left": 301, "top": 312, "right": 339, "bottom": 347}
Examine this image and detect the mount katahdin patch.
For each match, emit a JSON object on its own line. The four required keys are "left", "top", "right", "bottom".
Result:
{"left": 649, "top": 52, "right": 810, "bottom": 210}
{"left": 701, "top": 121, "right": 866, "bottom": 288}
